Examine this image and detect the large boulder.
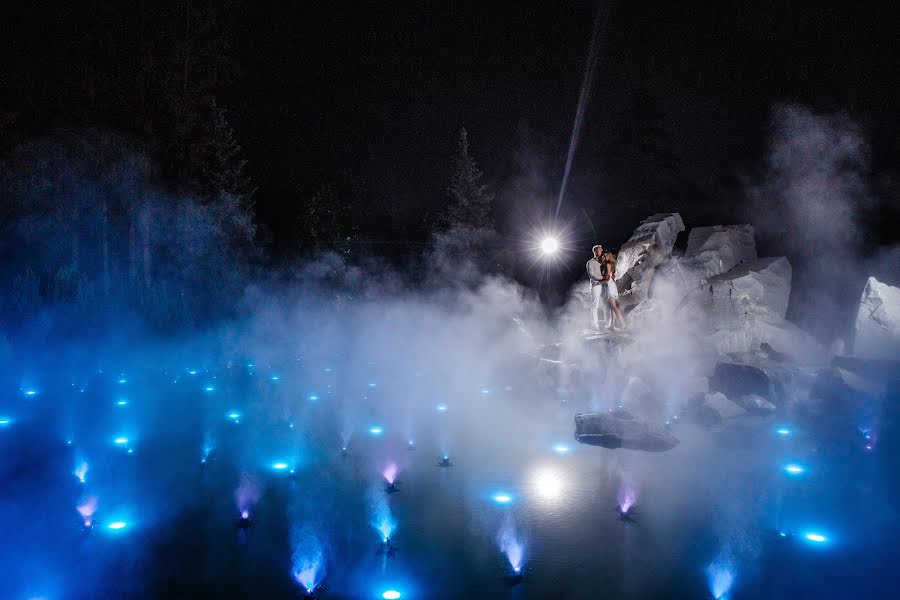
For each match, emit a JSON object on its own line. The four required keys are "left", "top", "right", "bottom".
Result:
{"left": 680, "top": 224, "right": 757, "bottom": 285}
{"left": 707, "top": 257, "right": 792, "bottom": 323}
{"left": 709, "top": 362, "right": 787, "bottom": 406}
{"left": 574, "top": 411, "right": 679, "bottom": 452}
{"left": 615, "top": 213, "right": 685, "bottom": 308}
{"left": 853, "top": 277, "right": 900, "bottom": 360}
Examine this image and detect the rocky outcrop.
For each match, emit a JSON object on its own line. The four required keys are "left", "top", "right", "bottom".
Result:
{"left": 666, "top": 225, "right": 758, "bottom": 293}
{"left": 706, "top": 257, "right": 792, "bottom": 323}
{"left": 615, "top": 213, "right": 685, "bottom": 308}
{"left": 709, "top": 362, "right": 787, "bottom": 406}
{"left": 853, "top": 277, "right": 900, "bottom": 360}
{"left": 574, "top": 411, "right": 679, "bottom": 452}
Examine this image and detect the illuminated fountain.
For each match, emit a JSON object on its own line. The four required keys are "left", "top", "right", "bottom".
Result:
{"left": 382, "top": 462, "right": 400, "bottom": 493}
{"left": 77, "top": 494, "right": 98, "bottom": 530}
{"left": 497, "top": 515, "right": 525, "bottom": 583}
{"left": 705, "top": 556, "right": 735, "bottom": 600}
{"left": 292, "top": 530, "right": 325, "bottom": 598}
{"left": 234, "top": 473, "right": 261, "bottom": 529}
{"left": 371, "top": 493, "right": 396, "bottom": 555}
{"left": 616, "top": 481, "right": 638, "bottom": 522}
{"left": 74, "top": 459, "right": 89, "bottom": 484}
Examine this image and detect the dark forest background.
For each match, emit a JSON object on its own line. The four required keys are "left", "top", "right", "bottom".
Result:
{"left": 1, "top": 1, "right": 897, "bottom": 338}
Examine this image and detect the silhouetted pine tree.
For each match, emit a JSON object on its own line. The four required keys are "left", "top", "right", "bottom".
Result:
{"left": 441, "top": 127, "right": 494, "bottom": 231}
{"left": 197, "top": 98, "right": 253, "bottom": 200}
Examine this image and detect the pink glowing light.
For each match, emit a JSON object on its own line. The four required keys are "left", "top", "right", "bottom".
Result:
{"left": 234, "top": 472, "right": 261, "bottom": 515}
{"left": 382, "top": 462, "right": 399, "bottom": 485}
{"left": 77, "top": 494, "right": 98, "bottom": 526}
{"left": 617, "top": 483, "right": 637, "bottom": 514}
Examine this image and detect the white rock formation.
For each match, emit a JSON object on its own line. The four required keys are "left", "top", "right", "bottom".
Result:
{"left": 853, "top": 277, "right": 900, "bottom": 360}
{"left": 615, "top": 213, "right": 685, "bottom": 308}
{"left": 708, "top": 257, "right": 792, "bottom": 323}
{"left": 685, "top": 225, "right": 757, "bottom": 266}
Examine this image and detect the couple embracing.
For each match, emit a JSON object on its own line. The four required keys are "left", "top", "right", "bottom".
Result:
{"left": 586, "top": 244, "right": 626, "bottom": 330}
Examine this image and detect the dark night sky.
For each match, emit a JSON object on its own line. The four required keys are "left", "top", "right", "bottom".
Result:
{"left": 2, "top": 1, "right": 898, "bottom": 255}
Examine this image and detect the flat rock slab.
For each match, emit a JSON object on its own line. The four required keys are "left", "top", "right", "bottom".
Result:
{"left": 574, "top": 411, "right": 680, "bottom": 452}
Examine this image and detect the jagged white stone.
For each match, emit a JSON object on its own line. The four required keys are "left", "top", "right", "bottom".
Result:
{"left": 853, "top": 277, "right": 900, "bottom": 360}
{"left": 708, "top": 257, "right": 792, "bottom": 323}
{"left": 615, "top": 213, "right": 685, "bottom": 307}
{"left": 664, "top": 225, "right": 757, "bottom": 294}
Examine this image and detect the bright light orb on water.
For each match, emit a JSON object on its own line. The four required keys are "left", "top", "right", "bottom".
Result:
{"left": 272, "top": 462, "right": 289, "bottom": 471}
{"left": 804, "top": 532, "right": 828, "bottom": 544}
{"left": 107, "top": 521, "right": 127, "bottom": 530}
{"left": 492, "top": 493, "right": 513, "bottom": 505}
{"left": 776, "top": 427, "right": 792, "bottom": 436}
{"left": 533, "top": 469, "right": 564, "bottom": 500}
{"left": 116, "top": 399, "right": 128, "bottom": 407}
{"left": 552, "top": 444, "right": 570, "bottom": 455}
{"left": 540, "top": 237, "right": 560, "bottom": 255}
{"left": 436, "top": 403, "right": 448, "bottom": 412}
{"left": 204, "top": 385, "right": 215, "bottom": 392}
{"left": 0, "top": 418, "right": 10, "bottom": 426}
{"left": 382, "top": 591, "right": 401, "bottom": 600}
{"left": 369, "top": 426, "right": 384, "bottom": 435}
{"left": 114, "top": 437, "right": 129, "bottom": 445}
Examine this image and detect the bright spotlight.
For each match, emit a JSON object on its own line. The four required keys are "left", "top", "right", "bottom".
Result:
{"left": 107, "top": 521, "right": 127, "bottom": 530}
{"left": 382, "top": 591, "right": 401, "bottom": 600}
{"left": 540, "top": 237, "right": 560, "bottom": 255}
{"left": 533, "top": 469, "right": 564, "bottom": 500}
{"left": 492, "top": 493, "right": 513, "bottom": 505}
{"left": 804, "top": 532, "right": 828, "bottom": 544}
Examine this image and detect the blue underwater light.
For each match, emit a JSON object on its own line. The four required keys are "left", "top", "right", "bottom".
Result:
{"left": 369, "top": 426, "right": 384, "bottom": 435}
{"left": 775, "top": 427, "right": 792, "bottom": 436}
{"left": 492, "top": 493, "right": 513, "bottom": 505}
{"left": 783, "top": 463, "right": 806, "bottom": 476}
{"left": 803, "top": 532, "right": 828, "bottom": 544}
{"left": 382, "top": 591, "right": 401, "bottom": 600}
